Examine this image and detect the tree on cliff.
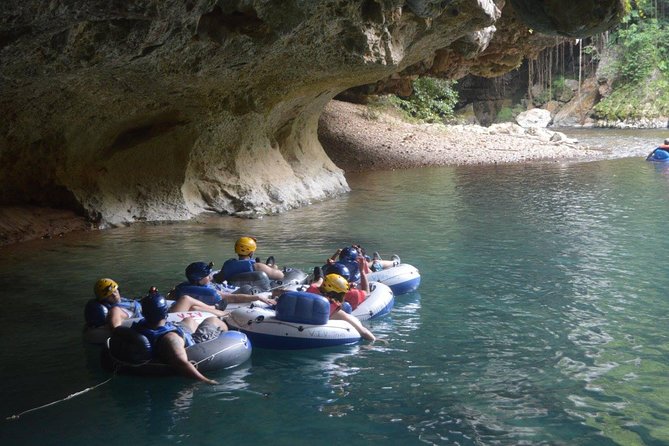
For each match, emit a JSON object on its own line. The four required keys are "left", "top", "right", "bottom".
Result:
{"left": 593, "top": 0, "right": 669, "bottom": 121}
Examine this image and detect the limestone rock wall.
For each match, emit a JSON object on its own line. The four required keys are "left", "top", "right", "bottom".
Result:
{"left": 0, "top": 0, "right": 625, "bottom": 228}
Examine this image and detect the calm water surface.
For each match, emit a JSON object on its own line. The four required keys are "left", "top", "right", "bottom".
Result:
{"left": 2, "top": 137, "right": 669, "bottom": 445}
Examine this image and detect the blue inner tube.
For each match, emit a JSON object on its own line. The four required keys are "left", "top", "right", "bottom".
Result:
{"left": 648, "top": 148, "right": 669, "bottom": 161}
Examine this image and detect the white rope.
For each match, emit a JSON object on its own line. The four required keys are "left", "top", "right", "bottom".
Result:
{"left": 191, "top": 343, "right": 240, "bottom": 367}
{"left": 6, "top": 376, "right": 114, "bottom": 421}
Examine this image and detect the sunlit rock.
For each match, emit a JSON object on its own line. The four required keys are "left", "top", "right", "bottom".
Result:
{"left": 516, "top": 109, "right": 551, "bottom": 128}
{"left": 0, "top": 0, "right": 625, "bottom": 228}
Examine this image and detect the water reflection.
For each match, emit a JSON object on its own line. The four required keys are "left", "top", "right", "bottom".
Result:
{"left": 5, "top": 154, "right": 669, "bottom": 444}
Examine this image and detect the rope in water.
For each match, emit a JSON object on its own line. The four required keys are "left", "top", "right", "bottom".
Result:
{"left": 191, "top": 342, "right": 241, "bottom": 367}
{"left": 7, "top": 333, "right": 254, "bottom": 420}
{"left": 5, "top": 375, "right": 114, "bottom": 421}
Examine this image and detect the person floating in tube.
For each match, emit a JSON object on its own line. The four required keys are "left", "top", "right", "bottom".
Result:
{"left": 220, "top": 236, "right": 285, "bottom": 281}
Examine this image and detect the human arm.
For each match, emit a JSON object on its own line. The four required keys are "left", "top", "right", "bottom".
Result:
{"left": 327, "top": 248, "right": 342, "bottom": 264}
{"left": 158, "top": 332, "right": 218, "bottom": 384}
{"left": 331, "top": 311, "right": 375, "bottom": 341}
{"left": 356, "top": 257, "right": 370, "bottom": 293}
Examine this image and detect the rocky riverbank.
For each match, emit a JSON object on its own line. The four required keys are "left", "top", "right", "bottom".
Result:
{"left": 2, "top": 100, "right": 617, "bottom": 246}
{"left": 0, "top": 206, "right": 91, "bottom": 246}
{"left": 318, "top": 100, "right": 612, "bottom": 172}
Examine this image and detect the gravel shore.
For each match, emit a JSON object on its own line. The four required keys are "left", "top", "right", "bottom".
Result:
{"left": 3, "top": 100, "right": 613, "bottom": 246}
{"left": 319, "top": 100, "right": 611, "bottom": 172}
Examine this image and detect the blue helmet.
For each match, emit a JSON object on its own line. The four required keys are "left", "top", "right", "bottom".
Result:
{"left": 186, "top": 261, "right": 213, "bottom": 283}
{"left": 141, "top": 288, "right": 169, "bottom": 324}
{"left": 338, "top": 247, "right": 359, "bottom": 262}
{"left": 324, "top": 262, "right": 351, "bottom": 281}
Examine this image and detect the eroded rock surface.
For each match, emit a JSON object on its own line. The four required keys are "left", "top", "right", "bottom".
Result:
{"left": 0, "top": 0, "right": 625, "bottom": 233}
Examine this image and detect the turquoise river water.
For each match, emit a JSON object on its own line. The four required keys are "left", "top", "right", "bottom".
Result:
{"left": 2, "top": 137, "right": 669, "bottom": 445}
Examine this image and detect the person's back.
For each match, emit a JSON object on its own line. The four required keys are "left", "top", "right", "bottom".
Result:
{"left": 171, "top": 261, "right": 225, "bottom": 306}
{"left": 131, "top": 291, "right": 227, "bottom": 384}
{"left": 222, "top": 257, "right": 256, "bottom": 279}
{"left": 223, "top": 236, "right": 284, "bottom": 281}
{"left": 131, "top": 292, "right": 195, "bottom": 349}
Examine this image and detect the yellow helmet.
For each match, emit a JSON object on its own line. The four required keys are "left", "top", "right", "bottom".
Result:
{"left": 321, "top": 274, "right": 349, "bottom": 295}
{"left": 94, "top": 278, "right": 118, "bottom": 299}
{"left": 235, "top": 236, "right": 257, "bottom": 255}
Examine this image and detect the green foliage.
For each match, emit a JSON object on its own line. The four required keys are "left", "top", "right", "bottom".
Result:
{"left": 582, "top": 44, "right": 600, "bottom": 61}
{"left": 552, "top": 76, "right": 566, "bottom": 92}
{"left": 360, "top": 96, "right": 399, "bottom": 121}
{"left": 593, "top": 77, "right": 669, "bottom": 120}
{"left": 611, "top": 20, "right": 668, "bottom": 84}
{"left": 495, "top": 107, "right": 515, "bottom": 123}
{"left": 597, "top": 3, "right": 669, "bottom": 121}
{"left": 532, "top": 89, "right": 550, "bottom": 106}
{"left": 495, "top": 104, "right": 526, "bottom": 123}
{"left": 390, "top": 77, "right": 459, "bottom": 123}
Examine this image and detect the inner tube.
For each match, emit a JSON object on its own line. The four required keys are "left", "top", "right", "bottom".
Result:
{"left": 350, "top": 282, "right": 394, "bottom": 321}
{"left": 84, "top": 299, "right": 108, "bottom": 328}
{"left": 100, "top": 326, "right": 252, "bottom": 375}
{"left": 226, "top": 306, "right": 361, "bottom": 350}
{"left": 366, "top": 263, "right": 421, "bottom": 295}
{"left": 648, "top": 148, "right": 669, "bottom": 161}
{"left": 214, "top": 268, "right": 309, "bottom": 293}
{"left": 270, "top": 267, "right": 309, "bottom": 288}
{"left": 216, "top": 271, "right": 271, "bottom": 292}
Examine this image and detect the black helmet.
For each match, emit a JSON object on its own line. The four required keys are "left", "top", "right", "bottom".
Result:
{"left": 338, "top": 247, "right": 359, "bottom": 262}
{"left": 324, "top": 262, "right": 351, "bottom": 281}
{"left": 141, "top": 288, "right": 169, "bottom": 324}
{"left": 185, "top": 261, "right": 213, "bottom": 283}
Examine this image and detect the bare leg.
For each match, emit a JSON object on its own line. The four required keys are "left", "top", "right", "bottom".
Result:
{"left": 201, "top": 316, "right": 229, "bottom": 332}
{"left": 170, "top": 295, "right": 227, "bottom": 317}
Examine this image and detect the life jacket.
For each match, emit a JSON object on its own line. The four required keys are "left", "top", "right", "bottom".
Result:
{"left": 344, "top": 288, "right": 367, "bottom": 310}
{"left": 222, "top": 258, "right": 256, "bottom": 279}
{"left": 131, "top": 320, "right": 194, "bottom": 352}
{"left": 107, "top": 297, "right": 142, "bottom": 317}
{"left": 172, "top": 281, "right": 221, "bottom": 305}
{"left": 307, "top": 284, "right": 366, "bottom": 310}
